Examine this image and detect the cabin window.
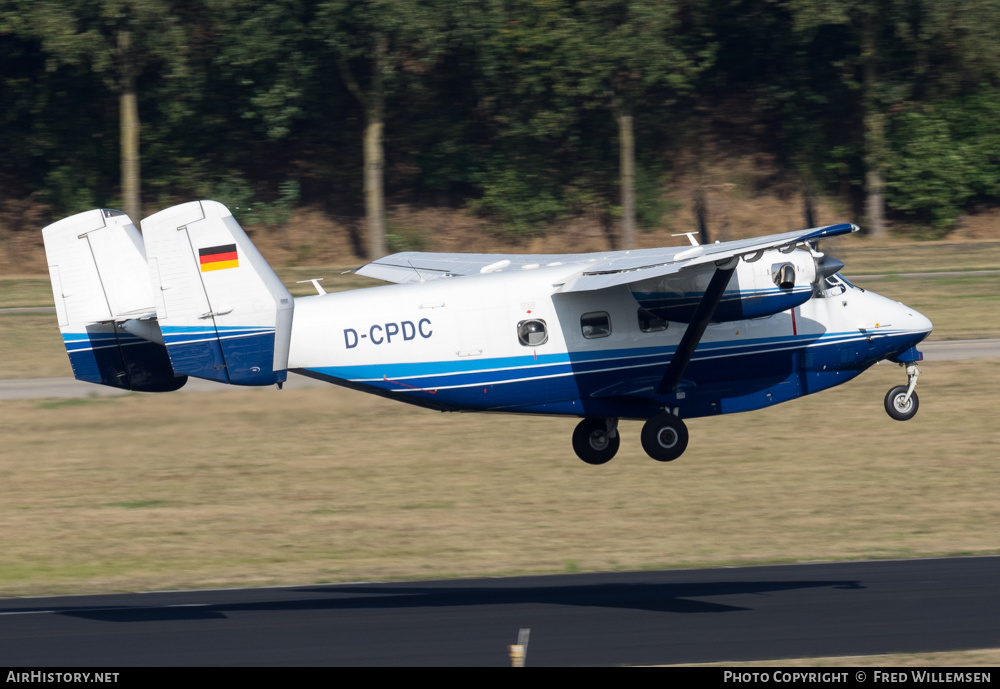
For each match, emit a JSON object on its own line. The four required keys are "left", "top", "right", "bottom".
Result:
{"left": 637, "top": 308, "right": 668, "bottom": 333}
{"left": 517, "top": 319, "right": 548, "bottom": 346}
{"left": 581, "top": 311, "right": 611, "bottom": 339}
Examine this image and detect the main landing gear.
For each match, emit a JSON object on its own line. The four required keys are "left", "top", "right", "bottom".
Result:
{"left": 571, "top": 412, "right": 690, "bottom": 464}
{"left": 572, "top": 418, "right": 620, "bottom": 465}
{"left": 884, "top": 362, "right": 921, "bottom": 421}
{"left": 640, "top": 412, "right": 689, "bottom": 462}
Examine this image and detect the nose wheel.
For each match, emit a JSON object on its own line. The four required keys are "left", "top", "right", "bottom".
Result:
{"left": 572, "top": 417, "right": 620, "bottom": 465}
{"left": 884, "top": 363, "right": 920, "bottom": 421}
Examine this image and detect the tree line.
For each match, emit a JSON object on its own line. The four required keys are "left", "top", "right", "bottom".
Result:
{"left": 3, "top": 0, "right": 1000, "bottom": 257}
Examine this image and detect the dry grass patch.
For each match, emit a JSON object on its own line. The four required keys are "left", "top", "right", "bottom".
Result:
{"left": 838, "top": 241, "right": 1000, "bottom": 275}
{"left": 1, "top": 358, "right": 997, "bottom": 596}
{"left": 0, "top": 314, "right": 71, "bottom": 378}
{"left": 0, "top": 279, "right": 54, "bottom": 308}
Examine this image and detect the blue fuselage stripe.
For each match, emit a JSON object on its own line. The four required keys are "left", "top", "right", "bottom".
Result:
{"left": 304, "top": 329, "right": 917, "bottom": 393}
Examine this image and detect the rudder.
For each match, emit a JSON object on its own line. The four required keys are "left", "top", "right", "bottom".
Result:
{"left": 41, "top": 208, "right": 185, "bottom": 392}
{"left": 142, "top": 200, "right": 293, "bottom": 386}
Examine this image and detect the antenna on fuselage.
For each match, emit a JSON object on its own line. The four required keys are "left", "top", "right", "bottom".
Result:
{"left": 296, "top": 278, "right": 327, "bottom": 295}
{"left": 407, "top": 260, "right": 426, "bottom": 283}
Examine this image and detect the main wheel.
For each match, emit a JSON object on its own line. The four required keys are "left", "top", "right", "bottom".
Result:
{"left": 640, "top": 413, "right": 689, "bottom": 462}
{"left": 572, "top": 418, "right": 620, "bottom": 465}
{"left": 884, "top": 385, "right": 919, "bottom": 421}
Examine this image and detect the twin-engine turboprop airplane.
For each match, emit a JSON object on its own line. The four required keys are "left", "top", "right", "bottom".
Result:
{"left": 42, "top": 200, "right": 931, "bottom": 464}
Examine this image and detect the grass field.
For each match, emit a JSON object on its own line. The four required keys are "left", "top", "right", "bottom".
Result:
{"left": 1, "top": 358, "right": 998, "bottom": 597}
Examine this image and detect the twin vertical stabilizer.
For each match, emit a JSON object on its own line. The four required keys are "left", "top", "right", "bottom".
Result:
{"left": 42, "top": 209, "right": 184, "bottom": 391}
{"left": 42, "top": 200, "right": 294, "bottom": 390}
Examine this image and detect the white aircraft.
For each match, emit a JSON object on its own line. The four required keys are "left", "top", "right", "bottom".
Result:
{"left": 42, "top": 200, "right": 931, "bottom": 464}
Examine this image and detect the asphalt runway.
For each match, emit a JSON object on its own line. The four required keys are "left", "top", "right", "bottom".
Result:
{"left": 1, "top": 557, "right": 997, "bottom": 666}
{"left": 0, "top": 339, "right": 996, "bottom": 400}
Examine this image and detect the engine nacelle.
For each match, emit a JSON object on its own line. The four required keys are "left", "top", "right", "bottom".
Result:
{"left": 630, "top": 248, "right": 818, "bottom": 323}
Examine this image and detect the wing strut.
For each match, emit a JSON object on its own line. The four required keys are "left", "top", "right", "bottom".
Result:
{"left": 657, "top": 259, "right": 738, "bottom": 395}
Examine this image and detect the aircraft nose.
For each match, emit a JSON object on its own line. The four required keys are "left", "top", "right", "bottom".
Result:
{"left": 900, "top": 303, "right": 933, "bottom": 335}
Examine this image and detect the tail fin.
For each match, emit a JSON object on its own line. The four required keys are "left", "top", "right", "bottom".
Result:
{"left": 142, "top": 200, "right": 293, "bottom": 386}
{"left": 41, "top": 209, "right": 186, "bottom": 392}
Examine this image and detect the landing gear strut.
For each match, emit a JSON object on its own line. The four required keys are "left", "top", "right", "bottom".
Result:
{"left": 572, "top": 417, "right": 620, "bottom": 465}
{"left": 641, "top": 412, "right": 689, "bottom": 462}
{"left": 884, "top": 362, "right": 920, "bottom": 421}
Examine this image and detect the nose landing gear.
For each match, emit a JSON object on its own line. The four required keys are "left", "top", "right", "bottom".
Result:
{"left": 885, "top": 362, "right": 920, "bottom": 421}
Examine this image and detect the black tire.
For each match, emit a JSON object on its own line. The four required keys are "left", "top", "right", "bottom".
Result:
{"left": 572, "top": 418, "right": 620, "bottom": 465}
{"left": 641, "top": 413, "right": 689, "bottom": 462}
{"left": 884, "top": 385, "right": 919, "bottom": 421}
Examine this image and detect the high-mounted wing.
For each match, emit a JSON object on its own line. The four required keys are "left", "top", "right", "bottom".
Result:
{"left": 557, "top": 223, "right": 857, "bottom": 293}
{"left": 354, "top": 249, "right": 609, "bottom": 284}
{"left": 355, "top": 223, "right": 858, "bottom": 290}
{"left": 356, "top": 222, "right": 856, "bottom": 401}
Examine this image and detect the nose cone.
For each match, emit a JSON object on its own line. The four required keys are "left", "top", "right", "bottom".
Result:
{"left": 897, "top": 302, "right": 933, "bottom": 342}
{"left": 907, "top": 307, "right": 932, "bottom": 336}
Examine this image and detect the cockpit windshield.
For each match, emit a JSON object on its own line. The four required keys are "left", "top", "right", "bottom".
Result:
{"left": 817, "top": 273, "right": 852, "bottom": 298}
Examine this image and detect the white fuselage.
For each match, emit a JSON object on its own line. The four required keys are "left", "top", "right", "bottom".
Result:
{"left": 287, "top": 251, "right": 931, "bottom": 420}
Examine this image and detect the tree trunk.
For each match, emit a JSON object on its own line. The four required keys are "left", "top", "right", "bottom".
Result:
{"left": 364, "top": 33, "right": 387, "bottom": 259}
{"left": 118, "top": 30, "right": 141, "bottom": 227}
{"left": 864, "top": 159, "right": 885, "bottom": 238}
{"left": 615, "top": 102, "right": 635, "bottom": 250}
{"left": 861, "top": 14, "right": 886, "bottom": 239}
{"left": 364, "top": 116, "right": 386, "bottom": 259}
{"left": 693, "top": 187, "right": 709, "bottom": 243}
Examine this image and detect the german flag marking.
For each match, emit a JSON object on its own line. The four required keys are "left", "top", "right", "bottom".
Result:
{"left": 199, "top": 243, "right": 238, "bottom": 272}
